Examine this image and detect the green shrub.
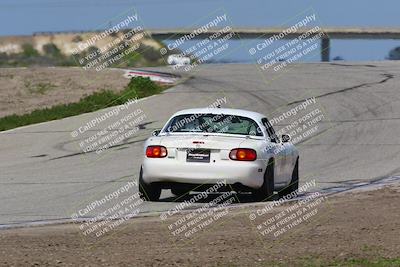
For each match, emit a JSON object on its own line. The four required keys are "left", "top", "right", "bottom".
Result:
{"left": 21, "top": 43, "right": 39, "bottom": 57}
{"left": 0, "top": 77, "right": 166, "bottom": 131}
{"left": 43, "top": 43, "right": 62, "bottom": 58}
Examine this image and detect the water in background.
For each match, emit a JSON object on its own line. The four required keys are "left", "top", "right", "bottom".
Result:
{"left": 163, "top": 39, "right": 400, "bottom": 63}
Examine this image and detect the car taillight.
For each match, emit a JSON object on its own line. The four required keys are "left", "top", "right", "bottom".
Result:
{"left": 146, "top": 146, "right": 167, "bottom": 158}
{"left": 229, "top": 148, "right": 257, "bottom": 161}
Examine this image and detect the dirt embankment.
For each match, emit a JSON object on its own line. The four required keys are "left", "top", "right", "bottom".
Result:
{"left": 0, "top": 32, "right": 163, "bottom": 56}
{"left": 0, "top": 67, "right": 128, "bottom": 118}
{"left": 1, "top": 186, "right": 399, "bottom": 267}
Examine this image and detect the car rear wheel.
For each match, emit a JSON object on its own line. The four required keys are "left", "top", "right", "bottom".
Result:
{"left": 139, "top": 167, "right": 161, "bottom": 201}
{"left": 252, "top": 159, "right": 274, "bottom": 201}
{"left": 278, "top": 157, "right": 299, "bottom": 198}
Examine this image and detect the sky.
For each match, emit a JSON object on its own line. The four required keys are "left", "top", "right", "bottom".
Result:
{"left": 0, "top": 0, "right": 399, "bottom": 61}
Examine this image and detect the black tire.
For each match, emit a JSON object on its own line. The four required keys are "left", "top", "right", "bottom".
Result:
{"left": 278, "top": 157, "right": 299, "bottom": 198}
{"left": 171, "top": 187, "right": 188, "bottom": 197}
{"left": 252, "top": 159, "right": 274, "bottom": 201}
{"left": 138, "top": 167, "right": 161, "bottom": 201}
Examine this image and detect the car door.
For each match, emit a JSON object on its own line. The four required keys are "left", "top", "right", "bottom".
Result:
{"left": 281, "top": 138, "right": 296, "bottom": 182}
{"left": 282, "top": 139, "right": 298, "bottom": 181}
{"left": 261, "top": 118, "right": 287, "bottom": 186}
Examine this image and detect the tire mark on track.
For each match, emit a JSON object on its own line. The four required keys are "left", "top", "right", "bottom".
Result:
{"left": 49, "top": 138, "right": 147, "bottom": 161}
{"left": 328, "top": 63, "right": 377, "bottom": 68}
{"left": 287, "top": 73, "right": 394, "bottom": 105}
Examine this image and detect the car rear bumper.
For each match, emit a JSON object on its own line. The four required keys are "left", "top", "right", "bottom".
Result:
{"left": 142, "top": 158, "right": 265, "bottom": 189}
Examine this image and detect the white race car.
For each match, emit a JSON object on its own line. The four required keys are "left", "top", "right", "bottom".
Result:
{"left": 167, "top": 54, "right": 191, "bottom": 66}
{"left": 139, "top": 108, "right": 299, "bottom": 201}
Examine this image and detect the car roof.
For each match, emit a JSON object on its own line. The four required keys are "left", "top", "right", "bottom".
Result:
{"left": 171, "top": 108, "right": 266, "bottom": 121}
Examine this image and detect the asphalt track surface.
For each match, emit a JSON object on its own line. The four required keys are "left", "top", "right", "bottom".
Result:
{"left": 1, "top": 62, "right": 400, "bottom": 226}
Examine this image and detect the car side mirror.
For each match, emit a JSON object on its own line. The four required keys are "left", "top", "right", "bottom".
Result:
{"left": 152, "top": 129, "right": 161, "bottom": 136}
{"left": 281, "top": 134, "right": 291, "bottom": 143}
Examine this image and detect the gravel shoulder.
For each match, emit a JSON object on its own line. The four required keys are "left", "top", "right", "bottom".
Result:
{"left": 0, "top": 67, "right": 128, "bottom": 117}
{"left": 1, "top": 185, "right": 399, "bottom": 267}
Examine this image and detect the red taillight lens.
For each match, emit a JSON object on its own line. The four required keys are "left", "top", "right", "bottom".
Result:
{"left": 146, "top": 146, "right": 167, "bottom": 158}
{"left": 229, "top": 148, "right": 257, "bottom": 161}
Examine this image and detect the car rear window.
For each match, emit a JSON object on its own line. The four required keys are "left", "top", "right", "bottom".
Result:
{"left": 164, "top": 113, "right": 263, "bottom": 136}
